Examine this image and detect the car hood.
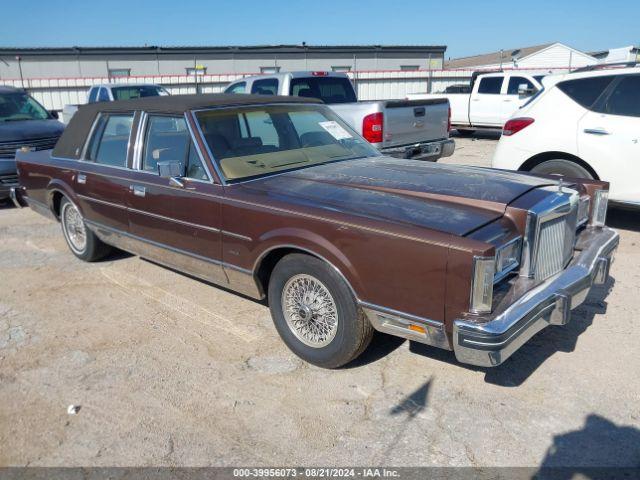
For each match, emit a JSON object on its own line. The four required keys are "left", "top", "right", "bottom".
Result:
{"left": 240, "top": 156, "right": 556, "bottom": 236}
{"left": 0, "top": 119, "right": 65, "bottom": 142}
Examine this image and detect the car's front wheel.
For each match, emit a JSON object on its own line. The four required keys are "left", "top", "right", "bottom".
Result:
{"left": 60, "top": 197, "right": 111, "bottom": 261}
{"left": 530, "top": 159, "right": 594, "bottom": 180}
{"left": 268, "top": 253, "right": 373, "bottom": 368}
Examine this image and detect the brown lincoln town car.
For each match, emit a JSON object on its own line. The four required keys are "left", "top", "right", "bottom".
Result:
{"left": 11, "top": 94, "right": 619, "bottom": 368}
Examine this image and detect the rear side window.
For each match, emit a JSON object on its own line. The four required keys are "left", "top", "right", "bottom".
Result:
{"left": 477, "top": 77, "right": 503, "bottom": 94}
{"left": 86, "top": 114, "right": 134, "bottom": 167}
{"left": 557, "top": 75, "right": 615, "bottom": 109}
{"left": 225, "top": 82, "right": 246, "bottom": 94}
{"left": 251, "top": 79, "right": 278, "bottom": 95}
{"left": 507, "top": 77, "right": 536, "bottom": 95}
{"left": 290, "top": 77, "right": 357, "bottom": 103}
{"left": 603, "top": 75, "right": 640, "bottom": 117}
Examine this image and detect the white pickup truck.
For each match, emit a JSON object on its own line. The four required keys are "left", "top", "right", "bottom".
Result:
{"left": 224, "top": 71, "right": 454, "bottom": 161}
{"left": 407, "top": 72, "right": 545, "bottom": 135}
{"left": 61, "top": 83, "right": 170, "bottom": 124}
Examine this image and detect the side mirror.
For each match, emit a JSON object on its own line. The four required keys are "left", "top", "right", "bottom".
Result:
{"left": 518, "top": 84, "right": 536, "bottom": 98}
{"left": 50, "top": 110, "right": 59, "bottom": 119}
{"left": 157, "top": 160, "right": 185, "bottom": 187}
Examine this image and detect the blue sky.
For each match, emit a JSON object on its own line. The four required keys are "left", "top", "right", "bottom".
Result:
{"left": 1, "top": 0, "right": 638, "bottom": 59}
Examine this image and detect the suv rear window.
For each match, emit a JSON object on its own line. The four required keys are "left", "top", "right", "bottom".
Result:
{"left": 557, "top": 75, "right": 616, "bottom": 109}
{"left": 290, "top": 77, "right": 357, "bottom": 104}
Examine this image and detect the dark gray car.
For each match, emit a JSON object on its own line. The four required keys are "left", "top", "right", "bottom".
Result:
{"left": 1, "top": 86, "right": 64, "bottom": 200}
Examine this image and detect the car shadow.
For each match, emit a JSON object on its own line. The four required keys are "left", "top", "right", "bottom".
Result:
{"left": 342, "top": 331, "right": 406, "bottom": 369}
{"left": 451, "top": 129, "right": 502, "bottom": 141}
{"left": 0, "top": 199, "right": 14, "bottom": 210}
{"left": 534, "top": 414, "right": 640, "bottom": 478}
{"left": 409, "top": 277, "right": 615, "bottom": 387}
{"left": 607, "top": 205, "right": 640, "bottom": 233}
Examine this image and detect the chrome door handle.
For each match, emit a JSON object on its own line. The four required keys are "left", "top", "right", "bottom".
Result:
{"left": 130, "top": 185, "right": 146, "bottom": 197}
{"left": 77, "top": 174, "right": 86, "bottom": 184}
{"left": 584, "top": 128, "right": 610, "bottom": 135}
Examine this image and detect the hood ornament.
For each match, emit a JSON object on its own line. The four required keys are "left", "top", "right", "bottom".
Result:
{"left": 557, "top": 177, "right": 565, "bottom": 194}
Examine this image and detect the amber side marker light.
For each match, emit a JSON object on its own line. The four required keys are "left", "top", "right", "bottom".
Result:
{"left": 408, "top": 324, "right": 426, "bottom": 334}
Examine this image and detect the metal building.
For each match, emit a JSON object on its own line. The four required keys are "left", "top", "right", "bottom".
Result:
{"left": 0, "top": 45, "right": 446, "bottom": 81}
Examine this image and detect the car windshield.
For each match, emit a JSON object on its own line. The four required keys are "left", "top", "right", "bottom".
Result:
{"left": 196, "top": 104, "right": 379, "bottom": 181}
{"left": 0, "top": 91, "right": 50, "bottom": 122}
{"left": 290, "top": 77, "right": 357, "bottom": 104}
{"left": 110, "top": 86, "right": 168, "bottom": 101}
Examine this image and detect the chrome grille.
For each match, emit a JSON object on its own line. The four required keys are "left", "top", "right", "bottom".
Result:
{"left": 0, "top": 136, "right": 59, "bottom": 159}
{"left": 535, "top": 215, "right": 576, "bottom": 280}
{"left": 0, "top": 174, "right": 19, "bottom": 186}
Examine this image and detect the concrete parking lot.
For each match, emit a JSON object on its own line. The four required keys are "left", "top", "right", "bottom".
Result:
{"left": 1, "top": 136, "right": 639, "bottom": 468}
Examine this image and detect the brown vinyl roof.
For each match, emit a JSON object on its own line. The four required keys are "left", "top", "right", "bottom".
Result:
{"left": 53, "top": 93, "right": 319, "bottom": 159}
{"left": 445, "top": 43, "right": 554, "bottom": 69}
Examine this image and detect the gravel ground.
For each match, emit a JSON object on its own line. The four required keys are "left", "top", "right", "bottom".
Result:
{"left": 1, "top": 135, "right": 639, "bottom": 469}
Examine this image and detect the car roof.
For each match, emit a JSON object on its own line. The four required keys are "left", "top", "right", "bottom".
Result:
{"left": 52, "top": 93, "right": 321, "bottom": 160}
{"left": 90, "top": 83, "right": 164, "bottom": 89}
{"left": 231, "top": 71, "right": 349, "bottom": 83}
{"left": 0, "top": 85, "right": 23, "bottom": 94}
{"left": 545, "top": 66, "right": 640, "bottom": 86}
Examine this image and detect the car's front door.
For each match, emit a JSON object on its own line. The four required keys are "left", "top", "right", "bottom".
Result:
{"left": 578, "top": 74, "right": 640, "bottom": 204}
{"left": 126, "top": 113, "right": 227, "bottom": 284}
{"left": 503, "top": 75, "right": 538, "bottom": 121}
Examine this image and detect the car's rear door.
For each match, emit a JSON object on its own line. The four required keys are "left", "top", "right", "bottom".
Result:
{"left": 578, "top": 74, "right": 640, "bottom": 203}
{"left": 74, "top": 112, "right": 134, "bottom": 233}
{"left": 126, "top": 112, "right": 227, "bottom": 284}
{"left": 469, "top": 75, "right": 505, "bottom": 126}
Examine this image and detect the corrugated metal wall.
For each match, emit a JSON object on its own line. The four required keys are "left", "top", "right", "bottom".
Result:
{"left": 2, "top": 68, "right": 565, "bottom": 111}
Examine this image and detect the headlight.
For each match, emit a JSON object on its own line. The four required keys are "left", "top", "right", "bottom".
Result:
{"left": 470, "top": 256, "right": 495, "bottom": 314}
{"left": 590, "top": 189, "right": 609, "bottom": 227}
{"left": 495, "top": 237, "right": 522, "bottom": 282}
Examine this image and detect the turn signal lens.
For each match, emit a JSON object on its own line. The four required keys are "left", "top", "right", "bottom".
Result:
{"left": 590, "top": 189, "right": 609, "bottom": 227}
{"left": 470, "top": 256, "right": 495, "bottom": 314}
{"left": 503, "top": 117, "right": 535, "bottom": 136}
{"left": 408, "top": 324, "right": 426, "bottom": 334}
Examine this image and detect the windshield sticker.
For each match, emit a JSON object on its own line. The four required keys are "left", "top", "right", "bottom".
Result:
{"left": 319, "top": 121, "right": 353, "bottom": 140}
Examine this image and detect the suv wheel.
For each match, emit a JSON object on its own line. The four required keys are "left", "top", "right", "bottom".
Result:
{"left": 60, "top": 198, "right": 111, "bottom": 261}
{"left": 530, "top": 159, "right": 594, "bottom": 179}
{"left": 268, "top": 253, "right": 373, "bottom": 368}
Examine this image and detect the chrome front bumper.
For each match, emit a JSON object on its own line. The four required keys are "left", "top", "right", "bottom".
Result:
{"left": 453, "top": 226, "right": 619, "bottom": 367}
{"left": 382, "top": 138, "right": 455, "bottom": 161}
{"left": 9, "top": 186, "right": 26, "bottom": 208}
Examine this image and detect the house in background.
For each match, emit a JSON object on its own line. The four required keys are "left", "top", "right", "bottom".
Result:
{"left": 591, "top": 45, "right": 640, "bottom": 64}
{"left": 445, "top": 42, "right": 597, "bottom": 71}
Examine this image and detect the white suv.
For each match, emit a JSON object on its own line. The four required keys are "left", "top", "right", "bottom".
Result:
{"left": 492, "top": 66, "right": 640, "bottom": 207}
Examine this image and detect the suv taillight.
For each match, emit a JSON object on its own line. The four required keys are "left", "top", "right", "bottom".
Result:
{"left": 363, "top": 112, "right": 384, "bottom": 143}
{"left": 503, "top": 117, "right": 534, "bottom": 136}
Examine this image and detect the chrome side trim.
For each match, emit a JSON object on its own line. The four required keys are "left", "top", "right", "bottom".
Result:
{"left": 77, "top": 194, "right": 127, "bottom": 210}
{"left": 127, "top": 206, "right": 221, "bottom": 233}
{"left": 221, "top": 230, "right": 252, "bottom": 242}
{"left": 360, "top": 302, "right": 450, "bottom": 350}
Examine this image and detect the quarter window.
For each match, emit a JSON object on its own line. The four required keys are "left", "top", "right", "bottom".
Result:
{"left": 557, "top": 75, "right": 616, "bottom": 109}
{"left": 478, "top": 77, "right": 503, "bottom": 94}
{"left": 603, "top": 75, "right": 640, "bottom": 117}
{"left": 86, "top": 114, "right": 133, "bottom": 167}
{"left": 251, "top": 79, "right": 279, "bottom": 95}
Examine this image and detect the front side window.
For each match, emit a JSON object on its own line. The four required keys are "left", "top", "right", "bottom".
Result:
{"left": 195, "top": 104, "right": 379, "bottom": 181}
{"left": 289, "top": 77, "right": 357, "bottom": 104}
{"left": 142, "top": 115, "right": 209, "bottom": 180}
{"left": 477, "top": 77, "right": 503, "bottom": 94}
{"left": 225, "top": 82, "right": 246, "bottom": 94}
{"left": 603, "top": 75, "right": 640, "bottom": 117}
{"left": 557, "top": 75, "right": 616, "bottom": 109}
{"left": 251, "top": 79, "right": 279, "bottom": 95}
{"left": 0, "top": 91, "right": 50, "bottom": 122}
{"left": 111, "top": 85, "right": 168, "bottom": 101}
{"left": 507, "top": 77, "right": 536, "bottom": 95}
{"left": 86, "top": 114, "right": 133, "bottom": 167}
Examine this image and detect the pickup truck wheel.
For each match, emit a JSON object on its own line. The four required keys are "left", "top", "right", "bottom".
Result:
{"left": 60, "top": 198, "right": 110, "bottom": 262}
{"left": 268, "top": 254, "right": 373, "bottom": 368}
{"left": 530, "top": 159, "right": 594, "bottom": 180}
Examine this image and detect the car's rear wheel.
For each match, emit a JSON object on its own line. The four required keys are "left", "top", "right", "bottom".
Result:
{"left": 60, "top": 197, "right": 111, "bottom": 261}
{"left": 268, "top": 253, "right": 373, "bottom": 368}
{"left": 530, "top": 159, "right": 594, "bottom": 180}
